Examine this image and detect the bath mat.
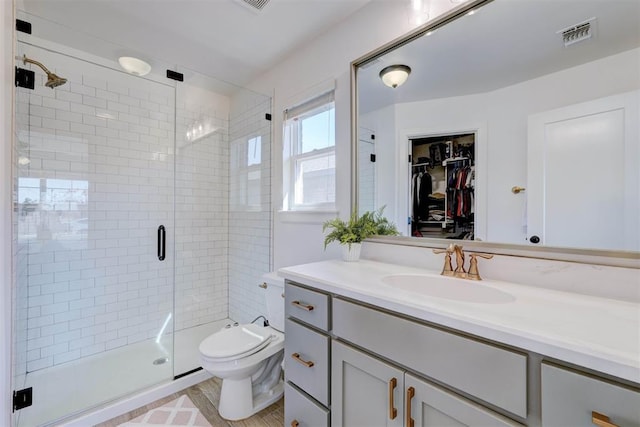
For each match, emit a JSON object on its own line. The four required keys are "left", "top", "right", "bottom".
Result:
{"left": 118, "top": 395, "right": 212, "bottom": 427}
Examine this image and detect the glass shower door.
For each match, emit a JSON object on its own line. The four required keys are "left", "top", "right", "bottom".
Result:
{"left": 14, "top": 42, "right": 175, "bottom": 426}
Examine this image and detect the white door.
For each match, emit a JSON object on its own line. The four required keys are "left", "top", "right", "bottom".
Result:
{"left": 527, "top": 91, "right": 639, "bottom": 250}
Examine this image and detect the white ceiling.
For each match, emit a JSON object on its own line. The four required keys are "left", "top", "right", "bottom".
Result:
{"left": 359, "top": 0, "right": 640, "bottom": 113}
{"left": 18, "top": 0, "right": 373, "bottom": 87}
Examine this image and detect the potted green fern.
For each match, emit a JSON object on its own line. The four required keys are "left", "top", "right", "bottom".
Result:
{"left": 323, "top": 207, "right": 399, "bottom": 261}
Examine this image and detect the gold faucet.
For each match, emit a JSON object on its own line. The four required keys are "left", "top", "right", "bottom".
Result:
{"left": 452, "top": 244, "right": 466, "bottom": 278}
{"left": 433, "top": 245, "right": 493, "bottom": 281}
{"left": 432, "top": 244, "right": 455, "bottom": 276}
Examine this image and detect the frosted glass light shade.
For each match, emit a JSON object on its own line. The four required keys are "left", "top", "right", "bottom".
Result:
{"left": 379, "top": 65, "right": 411, "bottom": 88}
{"left": 118, "top": 57, "right": 151, "bottom": 76}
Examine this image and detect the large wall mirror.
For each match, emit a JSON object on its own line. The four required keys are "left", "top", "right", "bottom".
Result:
{"left": 353, "top": 0, "right": 639, "bottom": 259}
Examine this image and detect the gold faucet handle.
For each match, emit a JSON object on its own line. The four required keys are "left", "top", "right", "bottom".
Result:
{"left": 467, "top": 253, "right": 494, "bottom": 281}
{"left": 432, "top": 247, "right": 454, "bottom": 276}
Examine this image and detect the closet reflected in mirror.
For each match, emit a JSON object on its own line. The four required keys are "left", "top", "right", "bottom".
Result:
{"left": 410, "top": 133, "right": 475, "bottom": 239}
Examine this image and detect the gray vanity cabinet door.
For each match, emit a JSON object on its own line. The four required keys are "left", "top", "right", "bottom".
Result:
{"left": 541, "top": 364, "right": 640, "bottom": 426}
{"left": 285, "top": 382, "right": 329, "bottom": 427}
{"left": 405, "top": 373, "right": 522, "bottom": 427}
{"left": 332, "top": 340, "right": 405, "bottom": 427}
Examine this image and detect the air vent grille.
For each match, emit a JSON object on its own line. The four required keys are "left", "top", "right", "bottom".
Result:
{"left": 239, "top": 0, "right": 270, "bottom": 11}
{"left": 558, "top": 18, "right": 596, "bottom": 47}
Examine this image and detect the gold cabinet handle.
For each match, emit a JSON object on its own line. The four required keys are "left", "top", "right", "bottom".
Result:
{"left": 406, "top": 386, "right": 415, "bottom": 427}
{"left": 511, "top": 186, "right": 526, "bottom": 194}
{"left": 388, "top": 377, "right": 398, "bottom": 420}
{"left": 592, "top": 412, "right": 619, "bottom": 427}
{"left": 291, "top": 352, "right": 314, "bottom": 368}
{"left": 291, "top": 300, "right": 314, "bottom": 311}
{"left": 291, "top": 421, "right": 299, "bottom": 427}
{"left": 258, "top": 282, "right": 267, "bottom": 289}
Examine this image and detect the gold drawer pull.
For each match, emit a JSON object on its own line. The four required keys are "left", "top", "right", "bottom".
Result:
{"left": 592, "top": 412, "right": 619, "bottom": 427}
{"left": 406, "top": 386, "right": 415, "bottom": 427}
{"left": 291, "top": 300, "right": 314, "bottom": 311}
{"left": 291, "top": 352, "right": 314, "bottom": 368}
{"left": 388, "top": 377, "right": 398, "bottom": 420}
{"left": 291, "top": 421, "right": 299, "bottom": 427}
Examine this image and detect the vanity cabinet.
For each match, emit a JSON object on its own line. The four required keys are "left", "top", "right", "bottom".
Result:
{"left": 282, "top": 277, "right": 640, "bottom": 427}
{"left": 284, "top": 282, "right": 331, "bottom": 427}
{"left": 332, "top": 340, "right": 518, "bottom": 427}
{"left": 332, "top": 298, "right": 528, "bottom": 419}
{"left": 541, "top": 364, "right": 640, "bottom": 427}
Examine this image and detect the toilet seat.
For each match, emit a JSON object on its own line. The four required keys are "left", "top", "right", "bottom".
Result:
{"left": 199, "top": 324, "right": 274, "bottom": 362}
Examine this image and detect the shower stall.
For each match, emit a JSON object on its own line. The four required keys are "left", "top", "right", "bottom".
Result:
{"left": 11, "top": 12, "right": 272, "bottom": 427}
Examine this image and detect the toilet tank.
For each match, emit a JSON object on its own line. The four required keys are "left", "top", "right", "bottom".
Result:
{"left": 262, "top": 272, "right": 285, "bottom": 332}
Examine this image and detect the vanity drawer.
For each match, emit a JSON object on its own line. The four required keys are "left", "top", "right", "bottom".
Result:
{"left": 285, "top": 281, "right": 330, "bottom": 331}
{"left": 285, "top": 318, "right": 330, "bottom": 406}
{"left": 285, "top": 382, "right": 329, "bottom": 427}
{"left": 541, "top": 363, "right": 640, "bottom": 426}
{"left": 332, "top": 298, "right": 527, "bottom": 418}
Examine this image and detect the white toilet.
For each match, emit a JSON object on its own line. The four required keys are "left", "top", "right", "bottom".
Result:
{"left": 199, "top": 272, "right": 285, "bottom": 421}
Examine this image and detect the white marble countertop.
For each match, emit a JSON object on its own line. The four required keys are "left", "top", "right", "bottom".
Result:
{"left": 279, "top": 259, "right": 640, "bottom": 384}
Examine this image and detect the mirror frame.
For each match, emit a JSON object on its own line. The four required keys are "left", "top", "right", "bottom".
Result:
{"left": 350, "top": 0, "right": 640, "bottom": 268}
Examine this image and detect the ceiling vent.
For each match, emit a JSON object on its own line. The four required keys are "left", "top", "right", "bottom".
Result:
{"left": 235, "top": 0, "right": 270, "bottom": 12}
{"left": 558, "top": 17, "right": 596, "bottom": 47}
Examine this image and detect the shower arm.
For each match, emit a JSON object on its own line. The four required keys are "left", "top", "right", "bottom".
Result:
{"left": 22, "top": 55, "right": 53, "bottom": 75}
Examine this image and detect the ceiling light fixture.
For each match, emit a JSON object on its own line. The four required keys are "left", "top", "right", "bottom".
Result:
{"left": 118, "top": 56, "right": 151, "bottom": 76}
{"left": 379, "top": 65, "right": 411, "bottom": 88}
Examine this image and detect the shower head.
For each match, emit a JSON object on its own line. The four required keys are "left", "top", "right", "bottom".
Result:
{"left": 21, "top": 55, "right": 67, "bottom": 89}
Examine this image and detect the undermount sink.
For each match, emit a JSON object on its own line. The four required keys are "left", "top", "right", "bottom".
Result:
{"left": 380, "top": 274, "right": 516, "bottom": 304}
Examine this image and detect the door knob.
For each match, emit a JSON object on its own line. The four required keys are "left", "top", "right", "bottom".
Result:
{"left": 529, "top": 235, "right": 540, "bottom": 244}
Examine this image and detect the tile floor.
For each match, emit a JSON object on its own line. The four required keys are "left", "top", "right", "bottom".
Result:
{"left": 97, "top": 377, "right": 284, "bottom": 427}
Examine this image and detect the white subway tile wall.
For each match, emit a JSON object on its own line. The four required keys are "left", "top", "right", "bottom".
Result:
{"left": 174, "top": 87, "right": 231, "bottom": 331}
{"left": 13, "top": 89, "right": 31, "bottom": 388}
{"left": 358, "top": 138, "right": 376, "bottom": 213}
{"left": 228, "top": 94, "right": 272, "bottom": 324}
{"left": 18, "top": 50, "right": 176, "bottom": 372}
{"left": 14, "top": 45, "right": 272, "bottom": 375}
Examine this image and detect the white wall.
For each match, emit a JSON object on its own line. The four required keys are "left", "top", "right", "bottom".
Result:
{"left": 370, "top": 48, "right": 640, "bottom": 245}
{"left": 1, "top": 1, "right": 15, "bottom": 424}
{"left": 248, "top": 1, "right": 436, "bottom": 269}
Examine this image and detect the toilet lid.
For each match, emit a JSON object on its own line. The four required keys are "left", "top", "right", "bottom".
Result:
{"left": 199, "top": 324, "right": 273, "bottom": 360}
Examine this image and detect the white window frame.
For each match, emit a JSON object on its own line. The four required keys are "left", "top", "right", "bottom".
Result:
{"left": 283, "top": 90, "right": 336, "bottom": 211}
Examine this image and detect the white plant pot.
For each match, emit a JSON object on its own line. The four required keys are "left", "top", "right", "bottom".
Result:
{"left": 342, "top": 243, "right": 362, "bottom": 262}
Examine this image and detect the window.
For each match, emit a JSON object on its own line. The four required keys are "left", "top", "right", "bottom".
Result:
{"left": 231, "top": 135, "right": 263, "bottom": 210}
{"left": 283, "top": 91, "right": 335, "bottom": 210}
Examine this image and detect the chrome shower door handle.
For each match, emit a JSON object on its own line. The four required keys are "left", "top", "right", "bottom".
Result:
{"left": 158, "top": 225, "right": 166, "bottom": 261}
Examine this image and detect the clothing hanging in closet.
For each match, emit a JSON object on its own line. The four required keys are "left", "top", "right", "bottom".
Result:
{"left": 446, "top": 164, "right": 474, "bottom": 220}
{"left": 411, "top": 167, "right": 433, "bottom": 221}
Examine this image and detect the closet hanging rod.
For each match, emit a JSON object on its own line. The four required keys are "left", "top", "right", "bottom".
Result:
{"left": 412, "top": 162, "right": 431, "bottom": 167}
